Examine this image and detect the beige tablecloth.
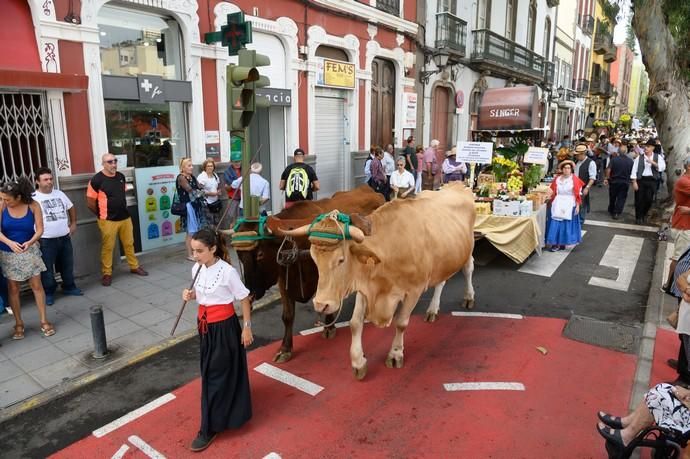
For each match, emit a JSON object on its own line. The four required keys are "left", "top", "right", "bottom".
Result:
{"left": 474, "top": 204, "right": 547, "bottom": 264}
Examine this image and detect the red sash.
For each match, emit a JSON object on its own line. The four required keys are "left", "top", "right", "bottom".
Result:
{"left": 198, "top": 303, "right": 235, "bottom": 335}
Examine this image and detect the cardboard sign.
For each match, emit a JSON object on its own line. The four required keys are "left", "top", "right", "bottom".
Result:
{"left": 456, "top": 141, "right": 493, "bottom": 164}
{"left": 524, "top": 147, "right": 549, "bottom": 165}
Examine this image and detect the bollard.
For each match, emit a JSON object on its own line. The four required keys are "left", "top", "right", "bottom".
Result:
{"left": 90, "top": 305, "right": 109, "bottom": 359}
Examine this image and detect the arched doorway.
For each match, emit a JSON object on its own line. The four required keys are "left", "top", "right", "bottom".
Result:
{"left": 371, "top": 57, "right": 396, "bottom": 148}
{"left": 431, "top": 86, "right": 453, "bottom": 153}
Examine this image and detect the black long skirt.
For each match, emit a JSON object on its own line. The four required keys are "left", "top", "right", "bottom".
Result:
{"left": 199, "top": 315, "right": 252, "bottom": 436}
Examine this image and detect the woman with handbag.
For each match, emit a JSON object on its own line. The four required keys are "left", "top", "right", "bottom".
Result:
{"left": 545, "top": 160, "right": 584, "bottom": 252}
{"left": 177, "top": 158, "right": 205, "bottom": 261}
{"left": 197, "top": 159, "right": 222, "bottom": 225}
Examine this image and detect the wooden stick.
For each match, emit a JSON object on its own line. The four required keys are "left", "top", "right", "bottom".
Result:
{"left": 170, "top": 263, "right": 203, "bottom": 336}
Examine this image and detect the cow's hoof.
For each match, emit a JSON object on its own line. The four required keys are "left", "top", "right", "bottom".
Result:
{"left": 273, "top": 350, "right": 292, "bottom": 364}
{"left": 385, "top": 355, "right": 404, "bottom": 369}
{"left": 425, "top": 312, "right": 438, "bottom": 323}
{"left": 352, "top": 363, "right": 368, "bottom": 380}
{"left": 464, "top": 299, "right": 475, "bottom": 309}
{"left": 321, "top": 326, "right": 337, "bottom": 340}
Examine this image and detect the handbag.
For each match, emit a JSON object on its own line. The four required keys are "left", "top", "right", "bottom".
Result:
{"left": 171, "top": 188, "right": 186, "bottom": 217}
{"left": 207, "top": 199, "right": 222, "bottom": 214}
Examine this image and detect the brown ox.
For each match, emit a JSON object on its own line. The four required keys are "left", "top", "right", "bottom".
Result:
{"left": 283, "top": 183, "right": 476, "bottom": 379}
{"left": 229, "top": 185, "right": 384, "bottom": 363}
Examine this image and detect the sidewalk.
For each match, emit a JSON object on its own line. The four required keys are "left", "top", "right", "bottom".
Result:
{"left": 0, "top": 243, "right": 279, "bottom": 412}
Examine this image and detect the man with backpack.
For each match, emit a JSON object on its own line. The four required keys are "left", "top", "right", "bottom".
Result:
{"left": 280, "top": 148, "right": 320, "bottom": 208}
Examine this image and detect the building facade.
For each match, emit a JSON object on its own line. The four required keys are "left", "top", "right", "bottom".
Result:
{"left": 419, "top": 0, "right": 557, "bottom": 152}
{"left": 1, "top": 0, "right": 418, "bottom": 274}
{"left": 585, "top": 0, "right": 617, "bottom": 125}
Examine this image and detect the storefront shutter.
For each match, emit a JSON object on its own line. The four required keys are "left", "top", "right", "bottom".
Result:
{"left": 314, "top": 95, "right": 345, "bottom": 198}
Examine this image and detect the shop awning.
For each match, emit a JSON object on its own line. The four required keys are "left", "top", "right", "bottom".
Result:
{"left": 0, "top": 69, "right": 88, "bottom": 92}
{"left": 476, "top": 86, "right": 541, "bottom": 131}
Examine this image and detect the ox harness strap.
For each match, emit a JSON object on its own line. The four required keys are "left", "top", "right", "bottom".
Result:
{"left": 231, "top": 216, "right": 277, "bottom": 244}
{"left": 307, "top": 212, "right": 352, "bottom": 241}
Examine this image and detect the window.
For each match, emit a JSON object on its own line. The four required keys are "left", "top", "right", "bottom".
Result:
{"left": 98, "top": 5, "right": 183, "bottom": 80}
{"left": 527, "top": 0, "right": 537, "bottom": 50}
{"left": 543, "top": 17, "right": 552, "bottom": 58}
{"left": 0, "top": 92, "right": 50, "bottom": 182}
{"left": 506, "top": 0, "right": 517, "bottom": 41}
{"left": 477, "top": 0, "right": 491, "bottom": 29}
{"left": 439, "top": 0, "right": 457, "bottom": 14}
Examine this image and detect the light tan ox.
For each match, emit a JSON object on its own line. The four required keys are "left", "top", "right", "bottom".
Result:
{"left": 283, "top": 182, "right": 476, "bottom": 380}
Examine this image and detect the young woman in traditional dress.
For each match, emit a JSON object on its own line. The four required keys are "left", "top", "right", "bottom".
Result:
{"left": 545, "top": 160, "right": 584, "bottom": 251}
{"left": 182, "top": 228, "right": 253, "bottom": 452}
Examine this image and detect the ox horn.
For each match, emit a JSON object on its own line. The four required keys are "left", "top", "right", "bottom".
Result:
{"left": 218, "top": 228, "right": 235, "bottom": 236}
{"left": 280, "top": 223, "right": 310, "bottom": 238}
{"left": 348, "top": 225, "right": 365, "bottom": 243}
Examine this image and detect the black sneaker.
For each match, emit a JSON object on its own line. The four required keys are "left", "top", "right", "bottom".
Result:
{"left": 190, "top": 431, "right": 217, "bottom": 452}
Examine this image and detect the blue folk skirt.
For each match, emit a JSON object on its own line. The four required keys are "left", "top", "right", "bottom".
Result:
{"left": 545, "top": 206, "right": 582, "bottom": 246}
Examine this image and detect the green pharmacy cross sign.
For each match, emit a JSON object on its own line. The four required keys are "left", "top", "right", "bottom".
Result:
{"left": 204, "top": 12, "right": 252, "bottom": 55}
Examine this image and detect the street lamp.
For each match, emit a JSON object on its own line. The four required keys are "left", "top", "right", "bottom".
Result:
{"left": 557, "top": 85, "right": 565, "bottom": 99}
{"left": 420, "top": 50, "right": 453, "bottom": 84}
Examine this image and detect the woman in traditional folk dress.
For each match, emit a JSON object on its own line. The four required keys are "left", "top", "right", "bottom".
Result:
{"left": 182, "top": 228, "right": 253, "bottom": 452}
{"left": 546, "top": 160, "right": 584, "bottom": 251}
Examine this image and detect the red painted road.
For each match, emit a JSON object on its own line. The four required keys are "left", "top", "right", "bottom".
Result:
{"left": 52, "top": 315, "right": 635, "bottom": 458}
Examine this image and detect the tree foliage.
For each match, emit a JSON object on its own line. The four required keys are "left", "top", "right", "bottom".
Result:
{"left": 663, "top": 0, "right": 690, "bottom": 80}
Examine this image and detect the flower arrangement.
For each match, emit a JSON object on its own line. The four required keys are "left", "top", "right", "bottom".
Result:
{"left": 507, "top": 170, "right": 523, "bottom": 193}
{"left": 618, "top": 113, "right": 632, "bottom": 126}
{"left": 492, "top": 156, "right": 519, "bottom": 181}
{"left": 593, "top": 119, "right": 616, "bottom": 129}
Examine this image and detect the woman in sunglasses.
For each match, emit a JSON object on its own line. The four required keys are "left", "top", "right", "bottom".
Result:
{"left": 390, "top": 157, "right": 416, "bottom": 199}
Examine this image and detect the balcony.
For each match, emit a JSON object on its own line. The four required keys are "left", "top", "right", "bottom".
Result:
{"left": 435, "top": 12, "right": 467, "bottom": 57}
{"left": 594, "top": 26, "right": 614, "bottom": 56}
{"left": 604, "top": 47, "right": 617, "bottom": 63}
{"left": 573, "top": 78, "right": 589, "bottom": 95}
{"left": 374, "top": 0, "right": 400, "bottom": 16}
{"left": 470, "top": 29, "right": 551, "bottom": 85}
{"left": 579, "top": 14, "right": 594, "bottom": 36}
{"left": 590, "top": 72, "right": 612, "bottom": 97}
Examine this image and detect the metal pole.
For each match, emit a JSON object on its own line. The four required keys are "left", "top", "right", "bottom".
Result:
{"left": 90, "top": 305, "right": 109, "bottom": 359}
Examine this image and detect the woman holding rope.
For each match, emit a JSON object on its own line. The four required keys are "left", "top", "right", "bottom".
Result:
{"left": 182, "top": 228, "right": 253, "bottom": 452}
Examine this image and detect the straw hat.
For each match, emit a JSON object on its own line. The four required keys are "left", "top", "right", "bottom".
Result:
{"left": 250, "top": 162, "right": 263, "bottom": 174}
{"left": 558, "top": 160, "right": 576, "bottom": 172}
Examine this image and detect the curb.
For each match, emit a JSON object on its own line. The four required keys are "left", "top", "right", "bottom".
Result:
{"left": 629, "top": 237, "right": 666, "bottom": 410}
{"left": 0, "top": 290, "right": 282, "bottom": 424}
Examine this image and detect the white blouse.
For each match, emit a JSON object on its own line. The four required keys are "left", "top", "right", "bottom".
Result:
{"left": 196, "top": 172, "right": 220, "bottom": 203}
{"left": 192, "top": 259, "right": 249, "bottom": 305}
{"left": 389, "top": 169, "right": 416, "bottom": 188}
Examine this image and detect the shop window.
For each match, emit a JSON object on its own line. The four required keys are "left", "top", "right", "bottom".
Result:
{"left": 98, "top": 5, "right": 183, "bottom": 80}
{"left": 104, "top": 100, "right": 188, "bottom": 169}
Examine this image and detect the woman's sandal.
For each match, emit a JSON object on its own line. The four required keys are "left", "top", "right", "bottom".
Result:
{"left": 40, "top": 322, "right": 56, "bottom": 337}
{"left": 598, "top": 411, "right": 624, "bottom": 429}
{"left": 12, "top": 323, "right": 24, "bottom": 340}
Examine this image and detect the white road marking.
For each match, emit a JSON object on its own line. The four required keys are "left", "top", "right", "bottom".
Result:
{"left": 93, "top": 393, "right": 176, "bottom": 438}
{"left": 518, "top": 231, "right": 587, "bottom": 277}
{"left": 128, "top": 435, "right": 166, "bottom": 459}
{"left": 300, "top": 321, "right": 350, "bottom": 335}
{"left": 444, "top": 382, "right": 526, "bottom": 391}
{"left": 588, "top": 235, "right": 644, "bottom": 292}
{"left": 111, "top": 444, "right": 130, "bottom": 459}
{"left": 584, "top": 219, "right": 658, "bottom": 233}
{"left": 254, "top": 362, "right": 324, "bottom": 396}
{"left": 263, "top": 454, "right": 282, "bottom": 459}
{"left": 451, "top": 312, "right": 523, "bottom": 320}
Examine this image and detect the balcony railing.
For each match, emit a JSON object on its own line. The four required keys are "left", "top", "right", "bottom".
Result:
{"left": 544, "top": 62, "right": 555, "bottom": 86}
{"left": 470, "top": 29, "right": 549, "bottom": 83}
{"left": 573, "top": 78, "right": 589, "bottom": 94}
{"left": 579, "top": 14, "right": 595, "bottom": 36}
{"left": 604, "top": 47, "right": 617, "bottom": 63}
{"left": 590, "top": 71, "right": 612, "bottom": 97}
{"left": 594, "top": 25, "right": 613, "bottom": 55}
{"left": 565, "top": 88, "right": 578, "bottom": 102}
{"left": 374, "top": 0, "right": 400, "bottom": 16}
{"left": 435, "top": 12, "right": 467, "bottom": 56}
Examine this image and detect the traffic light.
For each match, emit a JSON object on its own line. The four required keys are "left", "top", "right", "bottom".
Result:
{"left": 227, "top": 49, "right": 271, "bottom": 132}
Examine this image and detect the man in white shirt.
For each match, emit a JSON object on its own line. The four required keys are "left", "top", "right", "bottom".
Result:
{"left": 574, "top": 144, "right": 597, "bottom": 224}
{"left": 631, "top": 139, "right": 667, "bottom": 224}
{"left": 231, "top": 162, "right": 271, "bottom": 215}
{"left": 33, "top": 167, "right": 83, "bottom": 305}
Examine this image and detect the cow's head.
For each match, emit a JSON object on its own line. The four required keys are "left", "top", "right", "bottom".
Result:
{"left": 282, "top": 212, "right": 380, "bottom": 315}
{"left": 227, "top": 220, "right": 279, "bottom": 301}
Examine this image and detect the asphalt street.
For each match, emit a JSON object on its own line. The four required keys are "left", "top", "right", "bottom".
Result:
{"left": 0, "top": 184, "right": 661, "bottom": 457}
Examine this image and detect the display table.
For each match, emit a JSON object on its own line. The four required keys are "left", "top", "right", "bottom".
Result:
{"left": 474, "top": 204, "right": 547, "bottom": 264}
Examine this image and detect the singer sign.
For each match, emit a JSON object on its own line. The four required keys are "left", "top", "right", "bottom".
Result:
{"left": 477, "top": 86, "right": 541, "bottom": 131}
